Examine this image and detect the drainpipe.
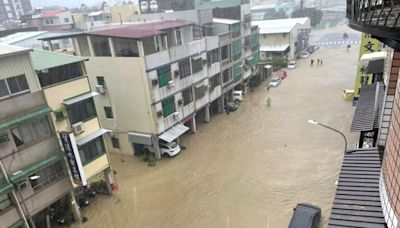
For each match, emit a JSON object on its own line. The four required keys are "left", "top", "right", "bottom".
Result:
{"left": 0, "top": 160, "right": 30, "bottom": 228}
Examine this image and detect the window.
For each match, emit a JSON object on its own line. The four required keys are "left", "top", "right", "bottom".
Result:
{"left": 209, "top": 74, "right": 220, "bottom": 90}
{"left": 195, "top": 85, "right": 206, "bottom": 99}
{"left": 0, "top": 193, "right": 12, "bottom": 212}
{"left": 191, "top": 56, "right": 203, "bottom": 74}
{"left": 179, "top": 58, "right": 191, "bottom": 78}
{"left": 222, "top": 69, "right": 231, "bottom": 83}
{"left": 167, "top": 29, "right": 176, "bottom": 47}
{"left": 176, "top": 29, "right": 182, "bottom": 45}
{"left": 77, "top": 36, "right": 90, "bottom": 56}
{"left": 142, "top": 37, "right": 157, "bottom": 55}
{"left": 11, "top": 116, "right": 53, "bottom": 147}
{"left": 38, "top": 63, "right": 84, "bottom": 87}
{"left": 64, "top": 17, "right": 69, "bottom": 23}
{"left": 91, "top": 36, "right": 111, "bottom": 57}
{"left": 111, "top": 137, "right": 120, "bottom": 148}
{"left": 182, "top": 87, "right": 193, "bottom": 105}
{"left": 207, "top": 49, "right": 220, "bottom": 65}
{"left": 232, "top": 41, "right": 242, "bottom": 61}
{"left": 46, "top": 19, "right": 53, "bottom": 24}
{"left": 113, "top": 37, "right": 139, "bottom": 57}
{"left": 157, "top": 66, "right": 171, "bottom": 88}
{"left": 30, "top": 161, "right": 65, "bottom": 192}
{"left": 0, "top": 75, "right": 29, "bottom": 98}
{"left": 162, "top": 96, "right": 175, "bottom": 117}
{"left": 104, "top": 106, "right": 114, "bottom": 119}
{"left": 79, "top": 137, "right": 105, "bottom": 164}
{"left": 97, "top": 76, "right": 105, "bottom": 87}
{"left": 221, "top": 45, "right": 229, "bottom": 61}
{"left": 67, "top": 98, "right": 97, "bottom": 124}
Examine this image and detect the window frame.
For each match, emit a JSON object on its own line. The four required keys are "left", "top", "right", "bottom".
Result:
{"left": 67, "top": 98, "right": 97, "bottom": 125}
{"left": 162, "top": 96, "right": 175, "bottom": 118}
{"left": 104, "top": 106, "right": 114, "bottom": 119}
{"left": 79, "top": 136, "right": 106, "bottom": 165}
{"left": 182, "top": 87, "right": 193, "bottom": 106}
{"left": 191, "top": 56, "right": 203, "bottom": 74}
{"left": 179, "top": 58, "right": 191, "bottom": 79}
{"left": 157, "top": 66, "right": 171, "bottom": 88}
{"left": 111, "top": 137, "right": 120, "bottom": 149}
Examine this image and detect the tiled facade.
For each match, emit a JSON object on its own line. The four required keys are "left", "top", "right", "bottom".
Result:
{"left": 382, "top": 51, "right": 400, "bottom": 227}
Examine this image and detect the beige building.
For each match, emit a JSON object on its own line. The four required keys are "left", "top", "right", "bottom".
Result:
{"left": 109, "top": 4, "right": 140, "bottom": 24}
{"left": 252, "top": 17, "right": 310, "bottom": 61}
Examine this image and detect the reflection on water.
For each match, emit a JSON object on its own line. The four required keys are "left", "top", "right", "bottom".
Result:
{"left": 75, "top": 45, "right": 359, "bottom": 228}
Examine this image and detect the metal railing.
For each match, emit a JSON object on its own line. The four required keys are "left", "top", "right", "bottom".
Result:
{"left": 347, "top": 0, "right": 400, "bottom": 28}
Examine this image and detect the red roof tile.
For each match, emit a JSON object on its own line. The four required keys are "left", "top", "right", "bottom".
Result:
{"left": 87, "top": 20, "right": 193, "bottom": 39}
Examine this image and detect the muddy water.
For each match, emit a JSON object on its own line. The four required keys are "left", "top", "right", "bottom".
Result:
{"left": 75, "top": 45, "right": 360, "bottom": 228}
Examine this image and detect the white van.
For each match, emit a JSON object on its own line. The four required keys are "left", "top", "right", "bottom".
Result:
{"left": 233, "top": 90, "right": 243, "bottom": 103}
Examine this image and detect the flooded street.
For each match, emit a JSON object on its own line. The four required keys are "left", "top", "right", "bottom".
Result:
{"left": 76, "top": 45, "right": 360, "bottom": 228}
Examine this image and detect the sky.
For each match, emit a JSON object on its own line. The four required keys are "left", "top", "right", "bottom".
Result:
{"left": 31, "top": 0, "right": 138, "bottom": 8}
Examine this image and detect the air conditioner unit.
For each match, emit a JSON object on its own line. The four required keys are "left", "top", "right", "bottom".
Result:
{"left": 178, "top": 99, "right": 183, "bottom": 105}
{"left": 174, "top": 70, "right": 180, "bottom": 77}
{"left": 72, "top": 122, "right": 84, "bottom": 135}
{"left": 168, "top": 80, "right": 175, "bottom": 88}
{"left": 172, "top": 112, "right": 180, "bottom": 119}
{"left": 0, "top": 134, "right": 9, "bottom": 145}
{"left": 152, "top": 79, "right": 158, "bottom": 86}
{"left": 157, "top": 110, "right": 163, "bottom": 117}
{"left": 95, "top": 85, "right": 105, "bottom": 94}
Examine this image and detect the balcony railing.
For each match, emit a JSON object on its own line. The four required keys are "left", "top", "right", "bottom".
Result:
{"left": 347, "top": 0, "right": 400, "bottom": 47}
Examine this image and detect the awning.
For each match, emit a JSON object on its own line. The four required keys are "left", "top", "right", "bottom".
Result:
{"left": 0, "top": 106, "right": 52, "bottom": 132}
{"left": 0, "top": 179, "right": 13, "bottom": 196}
{"left": 158, "top": 124, "right": 189, "bottom": 143}
{"left": 76, "top": 128, "right": 110, "bottom": 146}
{"left": 88, "top": 11, "right": 104, "bottom": 17}
{"left": 9, "top": 154, "right": 61, "bottom": 183}
{"left": 351, "top": 83, "right": 384, "bottom": 132}
{"left": 260, "top": 44, "right": 289, "bottom": 52}
{"left": 328, "top": 149, "right": 385, "bottom": 227}
{"left": 360, "top": 51, "right": 386, "bottom": 67}
{"left": 63, "top": 92, "right": 99, "bottom": 106}
{"left": 128, "top": 132, "right": 152, "bottom": 145}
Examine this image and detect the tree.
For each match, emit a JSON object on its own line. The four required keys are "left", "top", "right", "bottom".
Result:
{"left": 291, "top": 8, "right": 323, "bottom": 27}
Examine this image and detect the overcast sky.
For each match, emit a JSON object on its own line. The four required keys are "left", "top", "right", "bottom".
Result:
{"left": 31, "top": 0, "right": 138, "bottom": 8}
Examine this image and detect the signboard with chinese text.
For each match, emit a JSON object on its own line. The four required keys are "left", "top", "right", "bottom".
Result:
{"left": 60, "top": 132, "right": 87, "bottom": 186}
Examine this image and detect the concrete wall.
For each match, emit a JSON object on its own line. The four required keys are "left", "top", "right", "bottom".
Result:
{"left": 110, "top": 4, "right": 140, "bottom": 24}
{"left": 0, "top": 206, "right": 20, "bottom": 228}
{"left": 83, "top": 154, "right": 109, "bottom": 180}
{"left": 0, "top": 51, "right": 41, "bottom": 93}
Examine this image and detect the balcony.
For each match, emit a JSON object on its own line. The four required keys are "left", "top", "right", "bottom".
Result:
{"left": 347, "top": 0, "right": 400, "bottom": 48}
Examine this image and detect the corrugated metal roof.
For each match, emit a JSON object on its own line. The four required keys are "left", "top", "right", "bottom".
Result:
{"left": 328, "top": 149, "right": 386, "bottom": 228}
{"left": 87, "top": 20, "right": 193, "bottom": 39}
{"left": 31, "top": 49, "right": 87, "bottom": 71}
{"left": 351, "top": 83, "right": 384, "bottom": 132}
{"left": 251, "top": 18, "right": 310, "bottom": 34}
{"left": 260, "top": 44, "right": 289, "bottom": 52}
{"left": 0, "top": 43, "right": 31, "bottom": 57}
{"left": 0, "top": 31, "right": 47, "bottom": 44}
{"left": 158, "top": 123, "right": 189, "bottom": 143}
{"left": 213, "top": 18, "right": 240, "bottom": 25}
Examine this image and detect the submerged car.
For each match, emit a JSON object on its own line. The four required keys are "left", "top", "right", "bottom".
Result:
{"left": 342, "top": 89, "right": 354, "bottom": 101}
{"left": 277, "top": 70, "right": 287, "bottom": 80}
{"left": 268, "top": 77, "right": 281, "bottom": 87}
{"left": 233, "top": 90, "right": 243, "bottom": 103}
{"left": 225, "top": 101, "right": 239, "bottom": 112}
{"left": 287, "top": 61, "right": 297, "bottom": 69}
{"left": 289, "top": 203, "right": 321, "bottom": 228}
{"left": 300, "top": 52, "right": 310, "bottom": 58}
{"left": 144, "top": 141, "right": 181, "bottom": 157}
{"left": 307, "top": 45, "right": 320, "bottom": 54}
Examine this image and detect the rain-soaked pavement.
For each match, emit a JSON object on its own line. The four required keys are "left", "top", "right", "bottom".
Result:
{"left": 75, "top": 43, "right": 360, "bottom": 228}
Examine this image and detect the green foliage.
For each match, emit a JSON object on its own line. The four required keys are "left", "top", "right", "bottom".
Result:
{"left": 291, "top": 8, "right": 323, "bottom": 27}
{"left": 271, "top": 56, "right": 287, "bottom": 69}
{"left": 141, "top": 152, "right": 157, "bottom": 167}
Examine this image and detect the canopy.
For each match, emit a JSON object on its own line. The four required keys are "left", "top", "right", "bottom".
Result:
{"left": 63, "top": 92, "right": 99, "bottom": 106}
{"left": 76, "top": 128, "right": 110, "bottom": 146}
{"left": 158, "top": 124, "right": 189, "bottom": 143}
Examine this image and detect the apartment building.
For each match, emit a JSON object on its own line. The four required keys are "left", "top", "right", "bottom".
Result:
{"left": 40, "top": 1, "right": 259, "bottom": 159}
{"left": 0, "top": 44, "right": 72, "bottom": 228}
{"left": 25, "top": 10, "right": 74, "bottom": 31}
{"left": 0, "top": 0, "right": 32, "bottom": 23}
{"left": 29, "top": 49, "right": 115, "bottom": 194}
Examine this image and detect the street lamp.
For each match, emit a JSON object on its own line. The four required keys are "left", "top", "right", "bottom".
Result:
{"left": 308, "top": 120, "right": 348, "bottom": 153}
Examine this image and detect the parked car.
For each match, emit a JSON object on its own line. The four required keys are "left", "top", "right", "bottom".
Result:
{"left": 289, "top": 203, "right": 321, "bottom": 228}
{"left": 342, "top": 89, "right": 354, "bottom": 101}
{"left": 233, "top": 90, "right": 243, "bottom": 103}
{"left": 144, "top": 140, "right": 181, "bottom": 157}
{"left": 268, "top": 77, "right": 281, "bottom": 87}
{"left": 287, "top": 61, "right": 297, "bottom": 69}
{"left": 277, "top": 70, "right": 287, "bottom": 79}
{"left": 307, "top": 45, "right": 320, "bottom": 54}
{"left": 300, "top": 52, "right": 310, "bottom": 58}
{"left": 225, "top": 101, "right": 239, "bottom": 112}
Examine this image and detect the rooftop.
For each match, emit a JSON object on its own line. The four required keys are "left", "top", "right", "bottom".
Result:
{"left": 87, "top": 20, "right": 193, "bottom": 39}
{"left": 251, "top": 17, "right": 310, "bottom": 34}
{"left": 30, "top": 49, "right": 87, "bottom": 71}
{"left": 41, "top": 10, "right": 69, "bottom": 18}
{"left": 0, "top": 31, "right": 47, "bottom": 44}
{"left": 0, "top": 43, "right": 31, "bottom": 57}
{"left": 212, "top": 18, "right": 240, "bottom": 25}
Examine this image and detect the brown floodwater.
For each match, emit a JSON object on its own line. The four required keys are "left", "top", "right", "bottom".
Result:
{"left": 74, "top": 35, "right": 360, "bottom": 228}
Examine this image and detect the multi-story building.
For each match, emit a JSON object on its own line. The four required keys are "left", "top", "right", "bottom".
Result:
{"left": 25, "top": 10, "right": 74, "bottom": 31}
{"left": 0, "top": 0, "right": 32, "bottom": 23}
{"left": 327, "top": 0, "right": 400, "bottom": 227}
{"left": 0, "top": 44, "right": 73, "bottom": 228}
{"left": 252, "top": 17, "right": 311, "bottom": 62}
{"left": 40, "top": 1, "right": 259, "bottom": 159}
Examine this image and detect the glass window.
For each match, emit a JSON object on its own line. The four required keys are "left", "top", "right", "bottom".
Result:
{"left": 182, "top": 87, "right": 193, "bottom": 105}
{"left": 222, "top": 69, "right": 231, "bottom": 83}
{"left": 77, "top": 36, "right": 90, "bottom": 56}
{"left": 179, "top": 58, "right": 191, "bottom": 78}
{"left": 0, "top": 193, "right": 12, "bottom": 212}
{"left": 167, "top": 29, "right": 176, "bottom": 47}
{"left": 162, "top": 96, "right": 175, "bottom": 117}
{"left": 97, "top": 76, "right": 105, "bottom": 86}
{"left": 91, "top": 36, "right": 111, "bottom": 57}
{"left": 142, "top": 37, "right": 157, "bottom": 55}
{"left": 113, "top": 38, "right": 139, "bottom": 57}
{"left": 157, "top": 66, "right": 171, "bottom": 88}
{"left": 67, "top": 98, "right": 97, "bottom": 124}
{"left": 191, "top": 56, "right": 203, "bottom": 74}
{"left": 111, "top": 137, "right": 120, "bottom": 148}
{"left": 79, "top": 137, "right": 105, "bottom": 164}
{"left": 104, "top": 106, "right": 114, "bottom": 119}
{"left": 176, "top": 29, "right": 182, "bottom": 45}
{"left": 11, "top": 116, "right": 53, "bottom": 147}
{"left": 209, "top": 74, "right": 220, "bottom": 90}
{"left": 195, "top": 85, "right": 206, "bottom": 99}
{"left": 38, "top": 63, "right": 84, "bottom": 87}
{"left": 6, "top": 75, "right": 29, "bottom": 94}
{"left": 221, "top": 45, "right": 229, "bottom": 60}
{"left": 0, "top": 79, "right": 9, "bottom": 98}
{"left": 30, "top": 161, "right": 65, "bottom": 192}
{"left": 207, "top": 49, "right": 220, "bottom": 65}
